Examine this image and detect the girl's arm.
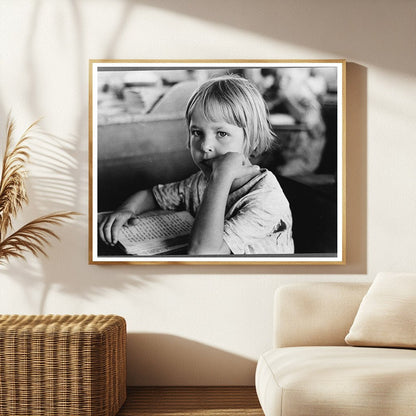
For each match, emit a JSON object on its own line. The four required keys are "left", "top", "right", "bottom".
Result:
{"left": 187, "top": 171, "right": 232, "bottom": 255}
{"left": 188, "top": 153, "right": 259, "bottom": 255}
{"left": 99, "top": 189, "right": 158, "bottom": 246}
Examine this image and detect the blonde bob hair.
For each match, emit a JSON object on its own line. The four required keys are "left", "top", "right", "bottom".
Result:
{"left": 185, "top": 74, "right": 275, "bottom": 157}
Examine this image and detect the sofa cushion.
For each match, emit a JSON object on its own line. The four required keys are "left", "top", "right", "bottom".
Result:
{"left": 256, "top": 346, "right": 416, "bottom": 416}
{"left": 274, "top": 283, "right": 370, "bottom": 348}
{"left": 345, "top": 272, "right": 416, "bottom": 348}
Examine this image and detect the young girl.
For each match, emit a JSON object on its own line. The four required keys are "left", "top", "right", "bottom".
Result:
{"left": 99, "top": 74, "right": 294, "bottom": 255}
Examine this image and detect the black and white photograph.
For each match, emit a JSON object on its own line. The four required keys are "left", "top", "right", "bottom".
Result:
{"left": 89, "top": 60, "right": 345, "bottom": 264}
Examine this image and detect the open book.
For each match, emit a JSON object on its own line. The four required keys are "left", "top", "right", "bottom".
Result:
{"left": 117, "top": 210, "right": 194, "bottom": 256}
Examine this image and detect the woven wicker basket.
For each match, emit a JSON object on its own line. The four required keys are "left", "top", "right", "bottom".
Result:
{"left": 0, "top": 314, "right": 126, "bottom": 416}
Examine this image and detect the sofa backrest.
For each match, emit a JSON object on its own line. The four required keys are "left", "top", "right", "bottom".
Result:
{"left": 273, "top": 282, "right": 370, "bottom": 348}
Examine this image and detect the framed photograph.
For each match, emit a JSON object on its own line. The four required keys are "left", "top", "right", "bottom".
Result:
{"left": 89, "top": 60, "right": 345, "bottom": 264}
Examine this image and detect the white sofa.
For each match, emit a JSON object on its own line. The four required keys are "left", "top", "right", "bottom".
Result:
{"left": 255, "top": 281, "right": 416, "bottom": 416}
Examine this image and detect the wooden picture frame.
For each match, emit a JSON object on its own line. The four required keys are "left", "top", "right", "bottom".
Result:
{"left": 89, "top": 60, "right": 346, "bottom": 265}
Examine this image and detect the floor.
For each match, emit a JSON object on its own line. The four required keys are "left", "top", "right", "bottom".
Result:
{"left": 116, "top": 386, "right": 264, "bottom": 416}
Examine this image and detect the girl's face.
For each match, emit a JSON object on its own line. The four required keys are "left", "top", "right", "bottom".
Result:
{"left": 189, "top": 105, "right": 246, "bottom": 178}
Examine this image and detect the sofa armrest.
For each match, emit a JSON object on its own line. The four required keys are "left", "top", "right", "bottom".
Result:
{"left": 273, "top": 282, "right": 370, "bottom": 348}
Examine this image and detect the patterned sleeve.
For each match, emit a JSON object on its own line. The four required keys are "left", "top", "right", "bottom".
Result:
{"left": 223, "top": 188, "right": 293, "bottom": 254}
{"left": 152, "top": 172, "right": 203, "bottom": 213}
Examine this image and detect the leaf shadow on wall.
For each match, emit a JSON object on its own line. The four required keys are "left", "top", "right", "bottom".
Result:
{"left": 0, "top": 127, "right": 156, "bottom": 314}
{"left": 0, "top": 1, "right": 157, "bottom": 312}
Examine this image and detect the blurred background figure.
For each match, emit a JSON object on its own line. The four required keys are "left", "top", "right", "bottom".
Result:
{"left": 250, "top": 67, "right": 332, "bottom": 178}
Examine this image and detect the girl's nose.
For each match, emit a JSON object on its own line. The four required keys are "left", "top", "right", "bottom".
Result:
{"left": 201, "top": 138, "right": 214, "bottom": 153}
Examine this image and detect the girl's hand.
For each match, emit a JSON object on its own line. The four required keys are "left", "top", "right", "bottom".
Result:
{"left": 188, "top": 152, "right": 259, "bottom": 255}
{"left": 98, "top": 189, "right": 159, "bottom": 246}
{"left": 98, "top": 209, "right": 135, "bottom": 246}
{"left": 211, "top": 152, "right": 260, "bottom": 182}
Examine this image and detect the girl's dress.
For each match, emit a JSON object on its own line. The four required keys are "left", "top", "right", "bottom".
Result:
{"left": 152, "top": 169, "right": 294, "bottom": 255}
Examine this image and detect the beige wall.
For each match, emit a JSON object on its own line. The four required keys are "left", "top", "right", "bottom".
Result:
{"left": 0, "top": 0, "right": 415, "bottom": 385}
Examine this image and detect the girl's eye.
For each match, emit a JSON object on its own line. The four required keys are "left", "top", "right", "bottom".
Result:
{"left": 217, "top": 131, "right": 228, "bottom": 138}
{"left": 191, "top": 129, "right": 202, "bottom": 137}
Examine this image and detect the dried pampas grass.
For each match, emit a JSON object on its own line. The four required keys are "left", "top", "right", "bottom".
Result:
{"left": 0, "top": 115, "right": 78, "bottom": 265}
